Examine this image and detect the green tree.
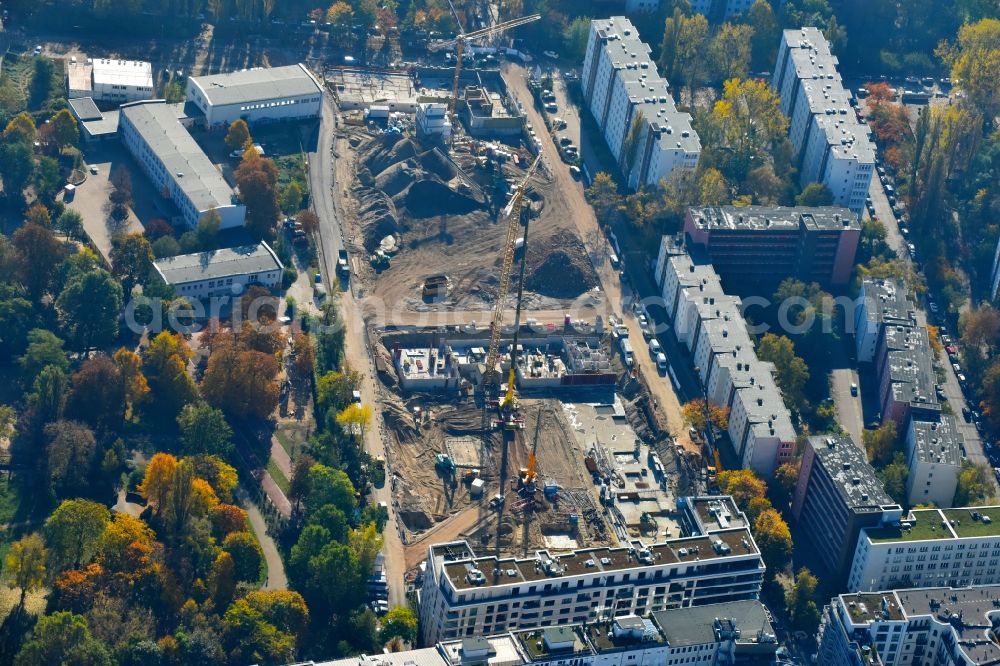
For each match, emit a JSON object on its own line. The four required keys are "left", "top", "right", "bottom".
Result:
{"left": 563, "top": 17, "right": 592, "bottom": 61}
{"left": 747, "top": 0, "right": 780, "bottom": 71}
{"left": 698, "top": 167, "right": 730, "bottom": 205}
{"left": 223, "top": 531, "right": 264, "bottom": 583}
{"left": 177, "top": 402, "right": 233, "bottom": 457}
{"left": 380, "top": 606, "right": 418, "bottom": 644}
{"left": 585, "top": 172, "right": 620, "bottom": 223}
{"left": 658, "top": 9, "right": 709, "bottom": 105}
{"left": 50, "top": 109, "right": 80, "bottom": 147}
{"left": 795, "top": 182, "right": 834, "bottom": 206}
{"left": 938, "top": 18, "right": 1000, "bottom": 129}
{"left": 0, "top": 141, "right": 34, "bottom": 199}
{"left": 45, "top": 420, "right": 98, "bottom": 498}
{"left": 754, "top": 508, "right": 792, "bottom": 576}
{"left": 30, "top": 365, "right": 69, "bottom": 425}
{"left": 45, "top": 499, "right": 111, "bottom": 571}
{"left": 2, "top": 112, "right": 37, "bottom": 143}
{"left": 785, "top": 568, "right": 821, "bottom": 632}
{"left": 705, "top": 78, "right": 789, "bottom": 182}
{"left": 709, "top": 23, "right": 753, "bottom": 82}
{"left": 3, "top": 533, "right": 47, "bottom": 609}
{"left": 225, "top": 119, "right": 252, "bottom": 151}
{"left": 756, "top": 333, "right": 809, "bottom": 411}
{"left": 109, "top": 232, "right": 154, "bottom": 294}
{"left": 15, "top": 611, "right": 112, "bottom": 666}
{"left": 197, "top": 209, "right": 222, "bottom": 249}
{"left": 221, "top": 597, "right": 295, "bottom": 665}
{"left": 878, "top": 452, "right": 910, "bottom": 504}
{"left": 956, "top": 459, "right": 995, "bottom": 506}
{"left": 56, "top": 209, "right": 85, "bottom": 241}
{"left": 307, "top": 464, "right": 358, "bottom": 516}
{"left": 863, "top": 421, "right": 899, "bottom": 466}
{"left": 20, "top": 329, "right": 69, "bottom": 382}
{"left": 12, "top": 222, "right": 65, "bottom": 298}
{"left": 280, "top": 181, "right": 304, "bottom": 214}
{"left": 234, "top": 151, "right": 281, "bottom": 237}
{"left": 33, "top": 156, "right": 61, "bottom": 203}
{"left": 57, "top": 268, "right": 123, "bottom": 352}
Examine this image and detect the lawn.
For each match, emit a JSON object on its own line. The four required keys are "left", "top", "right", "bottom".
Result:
{"left": 266, "top": 459, "right": 290, "bottom": 494}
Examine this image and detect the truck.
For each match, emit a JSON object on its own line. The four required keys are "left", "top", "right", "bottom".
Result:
{"left": 619, "top": 337, "right": 634, "bottom": 368}
{"left": 337, "top": 249, "right": 350, "bottom": 278}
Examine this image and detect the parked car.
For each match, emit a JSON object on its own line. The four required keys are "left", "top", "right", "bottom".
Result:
{"left": 544, "top": 102, "right": 557, "bottom": 113}
{"left": 656, "top": 352, "right": 668, "bottom": 373}
{"left": 569, "top": 165, "right": 582, "bottom": 179}
{"left": 649, "top": 339, "right": 662, "bottom": 356}
{"left": 850, "top": 382, "right": 858, "bottom": 397}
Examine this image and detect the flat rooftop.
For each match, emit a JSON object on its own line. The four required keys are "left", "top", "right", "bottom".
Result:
{"left": 652, "top": 599, "right": 775, "bottom": 648}
{"left": 808, "top": 435, "right": 895, "bottom": 510}
{"left": 190, "top": 63, "right": 321, "bottom": 107}
{"left": 941, "top": 506, "right": 1000, "bottom": 539}
{"left": 894, "top": 586, "right": 1000, "bottom": 665}
{"left": 839, "top": 592, "right": 906, "bottom": 623}
{"left": 67, "top": 62, "right": 93, "bottom": 93}
{"left": 92, "top": 58, "right": 153, "bottom": 89}
{"left": 815, "top": 113, "right": 876, "bottom": 163}
{"left": 688, "top": 206, "right": 860, "bottom": 233}
{"left": 120, "top": 100, "right": 235, "bottom": 214}
{"left": 861, "top": 279, "right": 915, "bottom": 327}
{"left": 153, "top": 242, "right": 281, "bottom": 286}
{"left": 884, "top": 332, "right": 939, "bottom": 412}
{"left": 439, "top": 635, "right": 524, "bottom": 666}
{"left": 911, "top": 416, "right": 963, "bottom": 467}
{"left": 866, "top": 508, "right": 955, "bottom": 543}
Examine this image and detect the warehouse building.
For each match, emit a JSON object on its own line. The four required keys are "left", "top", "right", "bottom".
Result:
{"left": 185, "top": 63, "right": 323, "bottom": 127}
{"left": 67, "top": 57, "right": 155, "bottom": 104}
{"left": 152, "top": 242, "right": 282, "bottom": 299}
{"left": 118, "top": 100, "right": 245, "bottom": 230}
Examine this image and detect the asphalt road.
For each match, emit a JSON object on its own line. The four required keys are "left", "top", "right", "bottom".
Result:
{"left": 831, "top": 368, "right": 863, "bottom": 446}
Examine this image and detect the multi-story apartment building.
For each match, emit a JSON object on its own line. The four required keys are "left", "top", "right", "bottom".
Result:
{"left": 772, "top": 28, "right": 876, "bottom": 217}
{"left": 904, "top": 416, "right": 963, "bottom": 508}
{"left": 418, "top": 496, "right": 765, "bottom": 645}
{"left": 848, "top": 505, "right": 1000, "bottom": 592}
{"left": 854, "top": 279, "right": 917, "bottom": 363}
{"left": 654, "top": 236, "right": 796, "bottom": 476}
{"left": 792, "top": 436, "right": 904, "bottom": 586}
{"left": 118, "top": 100, "right": 246, "bottom": 229}
{"left": 819, "top": 585, "right": 1000, "bottom": 665}
{"left": 304, "top": 600, "right": 777, "bottom": 666}
{"left": 875, "top": 323, "right": 940, "bottom": 427}
{"left": 684, "top": 205, "right": 861, "bottom": 286}
{"left": 581, "top": 18, "right": 700, "bottom": 192}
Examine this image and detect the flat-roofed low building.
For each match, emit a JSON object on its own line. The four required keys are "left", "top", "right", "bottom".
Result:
{"left": 793, "top": 436, "right": 903, "bottom": 586}
{"left": 67, "top": 57, "right": 155, "bottom": 103}
{"left": 417, "top": 496, "right": 765, "bottom": 645}
{"left": 905, "top": 416, "right": 963, "bottom": 508}
{"left": 152, "top": 242, "right": 281, "bottom": 299}
{"left": 68, "top": 97, "right": 120, "bottom": 142}
{"left": 848, "top": 505, "right": 1000, "bottom": 592}
{"left": 819, "top": 585, "right": 1000, "bottom": 665}
{"left": 684, "top": 205, "right": 861, "bottom": 286}
{"left": 186, "top": 63, "right": 323, "bottom": 127}
{"left": 119, "top": 100, "right": 245, "bottom": 229}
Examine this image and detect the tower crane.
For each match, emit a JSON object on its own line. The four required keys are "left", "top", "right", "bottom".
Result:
{"left": 428, "top": 2, "right": 540, "bottom": 118}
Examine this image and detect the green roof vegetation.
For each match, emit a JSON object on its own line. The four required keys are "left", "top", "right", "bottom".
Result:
{"left": 867, "top": 510, "right": 953, "bottom": 543}
{"left": 941, "top": 507, "right": 1000, "bottom": 538}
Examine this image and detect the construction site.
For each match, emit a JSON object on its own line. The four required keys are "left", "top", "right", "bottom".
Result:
{"left": 322, "top": 7, "right": 697, "bottom": 580}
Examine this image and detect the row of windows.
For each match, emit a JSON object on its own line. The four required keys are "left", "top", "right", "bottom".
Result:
{"left": 237, "top": 96, "right": 320, "bottom": 112}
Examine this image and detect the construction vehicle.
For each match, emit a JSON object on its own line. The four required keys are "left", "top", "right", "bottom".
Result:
{"left": 429, "top": 2, "right": 540, "bottom": 120}
{"left": 519, "top": 406, "right": 542, "bottom": 489}
{"left": 422, "top": 274, "right": 450, "bottom": 299}
{"left": 435, "top": 453, "right": 456, "bottom": 476}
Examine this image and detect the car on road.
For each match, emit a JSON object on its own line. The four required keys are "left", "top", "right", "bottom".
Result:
{"left": 656, "top": 352, "right": 668, "bottom": 373}
{"left": 958, "top": 373, "right": 968, "bottom": 386}
{"left": 544, "top": 102, "right": 557, "bottom": 113}
{"left": 89, "top": 165, "right": 99, "bottom": 175}
{"left": 569, "top": 165, "right": 582, "bottom": 179}
{"left": 649, "top": 339, "right": 662, "bottom": 356}
{"left": 33, "top": 45, "right": 42, "bottom": 55}
{"left": 850, "top": 382, "right": 858, "bottom": 396}
{"left": 953, "top": 362, "right": 962, "bottom": 373}
{"left": 559, "top": 136, "right": 573, "bottom": 146}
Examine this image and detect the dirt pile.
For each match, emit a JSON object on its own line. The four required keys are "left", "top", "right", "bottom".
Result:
{"left": 525, "top": 233, "right": 599, "bottom": 298}
{"left": 397, "top": 180, "right": 483, "bottom": 218}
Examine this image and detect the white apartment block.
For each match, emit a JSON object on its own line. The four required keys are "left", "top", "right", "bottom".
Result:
{"left": 654, "top": 236, "right": 796, "bottom": 476}
{"left": 152, "top": 242, "right": 282, "bottom": 299}
{"left": 418, "top": 496, "right": 765, "bottom": 645}
{"left": 905, "top": 416, "right": 963, "bottom": 509}
{"left": 849, "top": 506, "right": 1000, "bottom": 592}
{"left": 118, "top": 100, "right": 245, "bottom": 230}
{"left": 67, "top": 58, "right": 155, "bottom": 104}
{"left": 772, "top": 28, "right": 875, "bottom": 217}
{"left": 306, "top": 600, "right": 776, "bottom": 666}
{"left": 819, "top": 586, "right": 1000, "bottom": 666}
{"left": 581, "top": 18, "right": 699, "bottom": 192}
{"left": 186, "top": 63, "right": 323, "bottom": 127}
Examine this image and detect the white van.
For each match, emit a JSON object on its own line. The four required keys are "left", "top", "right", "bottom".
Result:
{"left": 656, "top": 353, "right": 667, "bottom": 373}
{"left": 619, "top": 337, "right": 634, "bottom": 367}
{"left": 649, "top": 339, "right": 662, "bottom": 356}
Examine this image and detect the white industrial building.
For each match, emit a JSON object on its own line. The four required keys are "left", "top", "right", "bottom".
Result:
{"left": 772, "top": 28, "right": 875, "bottom": 217}
{"left": 152, "top": 242, "right": 282, "bottom": 298}
{"left": 67, "top": 57, "right": 155, "bottom": 104}
{"left": 185, "top": 63, "right": 323, "bottom": 127}
{"left": 818, "top": 585, "right": 1000, "bottom": 666}
{"left": 118, "top": 100, "right": 245, "bottom": 230}
{"left": 904, "top": 416, "right": 963, "bottom": 508}
{"left": 416, "top": 102, "right": 452, "bottom": 141}
{"left": 848, "top": 505, "right": 1000, "bottom": 592}
{"left": 418, "top": 496, "right": 765, "bottom": 645}
{"left": 654, "top": 236, "right": 796, "bottom": 476}
{"left": 581, "top": 17, "right": 700, "bottom": 192}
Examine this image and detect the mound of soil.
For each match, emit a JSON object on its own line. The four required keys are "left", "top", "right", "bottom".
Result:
{"left": 525, "top": 235, "right": 598, "bottom": 298}
{"left": 397, "top": 179, "right": 485, "bottom": 218}
{"left": 357, "top": 189, "right": 401, "bottom": 251}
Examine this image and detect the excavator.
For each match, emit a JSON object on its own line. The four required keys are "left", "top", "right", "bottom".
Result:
{"left": 429, "top": 1, "right": 540, "bottom": 120}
